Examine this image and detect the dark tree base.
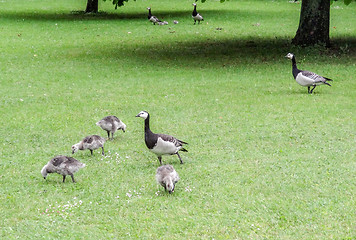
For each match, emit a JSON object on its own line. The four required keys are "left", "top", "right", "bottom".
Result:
{"left": 85, "top": 0, "right": 99, "bottom": 13}
{"left": 292, "top": 0, "right": 330, "bottom": 47}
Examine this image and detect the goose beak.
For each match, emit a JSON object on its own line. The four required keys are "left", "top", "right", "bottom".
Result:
{"left": 284, "top": 54, "right": 289, "bottom": 58}
{"left": 135, "top": 114, "right": 140, "bottom": 117}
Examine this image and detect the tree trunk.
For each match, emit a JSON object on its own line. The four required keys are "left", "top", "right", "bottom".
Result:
{"left": 85, "top": 0, "right": 98, "bottom": 13}
{"left": 292, "top": 0, "right": 330, "bottom": 46}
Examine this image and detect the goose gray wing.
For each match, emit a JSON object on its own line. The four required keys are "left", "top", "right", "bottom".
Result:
{"left": 301, "top": 71, "right": 327, "bottom": 83}
{"left": 83, "top": 136, "right": 94, "bottom": 144}
{"left": 158, "top": 134, "right": 187, "bottom": 147}
{"left": 51, "top": 156, "right": 66, "bottom": 166}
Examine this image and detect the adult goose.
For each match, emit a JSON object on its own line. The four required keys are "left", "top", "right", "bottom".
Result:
{"left": 192, "top": 3, "right": 204, "bottom": 24}
{"left": 136, "top": 111, "right": 188, "bottom": 165}
{"left": 285, "top": 53, "right": 332, "bottom": 94}
{"left": 147, "top": 7, "right": 161, "bottom": 25}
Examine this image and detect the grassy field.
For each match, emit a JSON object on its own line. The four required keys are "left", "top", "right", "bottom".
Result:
{"left": 0, "top": 0, "right": 355, "bottom": 238}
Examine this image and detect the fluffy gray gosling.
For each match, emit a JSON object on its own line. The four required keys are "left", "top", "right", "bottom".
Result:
{"left": 72, "top": 135, "right": 106, "bottom": 156}
{"left": 156, "top": 164, "right": 180, "bottom": 194}
{"left": 41, "top": 155, "right": 85, "bottom": 183}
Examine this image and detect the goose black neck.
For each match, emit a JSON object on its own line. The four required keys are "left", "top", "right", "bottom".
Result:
{"left": 144, "top": 115, "right": 152, "bottom": 133}
{"left": 291, "top": 56, "right": 297, "bottom": 67}
{"left": 291, "top": 56, "right": 300, "bottom": 78}
{"left": 148, "top": 9, "right": 152, "bottom": 17}
{"left": 193, "top": 5, "right": 197, "bottom": 15}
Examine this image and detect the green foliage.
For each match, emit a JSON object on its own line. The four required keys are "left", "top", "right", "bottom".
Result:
{"left": 103, "top": 0, "right": 135, "bottom": 8}
{"left": 344, "top": 0, "right": 354, "bottom": 5}
{"left": 331, "top": 0, "right": 355, "bottom": 5}
{"left": 113, "top": 0, "right": 135, "bottom": 9}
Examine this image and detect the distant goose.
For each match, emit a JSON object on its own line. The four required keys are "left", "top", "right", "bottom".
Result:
{"left": 192, "top": 3, "right": 204, "bottom": 24}
{"left": 136, "top": 111, "right": 188, "bottom": 165}
{"left": 158, "top": 21, "right": 168, "bottom": 26}
{"left": 285, "top": 53, "right": 332, "bottom": 94}
{"left": 156, "top": 164, "right": 180, "bottom": 193}
{"left": 72, "top": 135, "right": 106, "bottom": 156}
{"left": 96, "top": 115, "right": 126, "bottom": 140}
{"left": 147, "top": 7, "right": 161, "bottom": 25}
{"left": 41, "top": 155, "right": 85, "bottom": 183}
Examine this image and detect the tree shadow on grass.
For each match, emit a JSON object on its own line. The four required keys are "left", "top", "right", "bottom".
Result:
{"left": 0, "top": 7, "right": 289, "bottom": 22}
{"left": 82, "top": 37, "right": 356, "bottom": 68}
{"left": 0, "top": 9, "right": 242, "bottom": 22}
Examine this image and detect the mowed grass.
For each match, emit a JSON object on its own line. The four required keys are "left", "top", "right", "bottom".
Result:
{"left": 0, "top": 0, "right": 355, "bottom": 238}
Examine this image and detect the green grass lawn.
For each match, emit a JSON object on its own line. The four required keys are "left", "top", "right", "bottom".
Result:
{"left": 0, "top": 0, "right": 355, "bottom": 238}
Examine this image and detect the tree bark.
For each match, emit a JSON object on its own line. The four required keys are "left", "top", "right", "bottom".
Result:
{"left": 292, "top": 0, "right": 330, "bottom": 46}
{"left": 85, "top": 0, "right": 99, "bottom": 13}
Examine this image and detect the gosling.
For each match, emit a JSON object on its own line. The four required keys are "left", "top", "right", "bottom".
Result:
{"left": 41, "top": 155, "right": 85, "bottom": 183}
{"left": 72, "top": 135, "right": 106, "bottom": 156}
{"left": 156, "top": 165, "right": 179, "bottom": 194}
{"left": 96, "top": 115, "right": 126, "bottom": 140}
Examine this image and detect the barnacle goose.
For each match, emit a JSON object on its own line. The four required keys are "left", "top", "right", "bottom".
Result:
{"left": 192, "top": 3, "right": 204, "bottom": 24}
{"left": 147, "top": 7, "right": 161, "bottom": 25}
{"left": 285, "top": 53, "right": 332, "bottom": 94}
{"left": 96, "top": 115, "right": 126, "bottom": 140}
{"left": 136, "top": 111, "right": 188, "bottom": 165}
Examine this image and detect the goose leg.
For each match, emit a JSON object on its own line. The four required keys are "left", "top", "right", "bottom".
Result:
{"left": 176, "top": 152, "right": 184, "bottom": 164}
{"left": 90, "top": 149, "right": 93, "bottom": 156}
{"left": 158, "top": 156, "right": 162, "bottom": 165}
{"left": 111, "top": 132, "right": 114, "bottom": 140}
{"left": 310, "top": 86, "right": 316, "bottom": 94}
{"left": 62, "top": 175, "right": 66, "bottom": 183}
{"left": 70, "top": 174, "right": 76, "bottom": 183}
{"left": 101, "top": 147, "right": 105, "bottom": 156}
{"left": 194, "top": 20, "right": 196, "bottom": 25}
{"left": 106, "top": 131, "right": 110, "bottom": 139}
{"left": 307, "top": 86, "right": 311, "bottom": 93}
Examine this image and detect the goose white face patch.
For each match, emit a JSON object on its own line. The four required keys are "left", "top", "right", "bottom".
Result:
{"left": 136, "top": 111, "right": 149, "bottom": 119}
{"left": 285, "top": 53, "right": 294, "bottom": 59}
{"left": 151, "top": 137, "right": 178, "bottom": 155}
